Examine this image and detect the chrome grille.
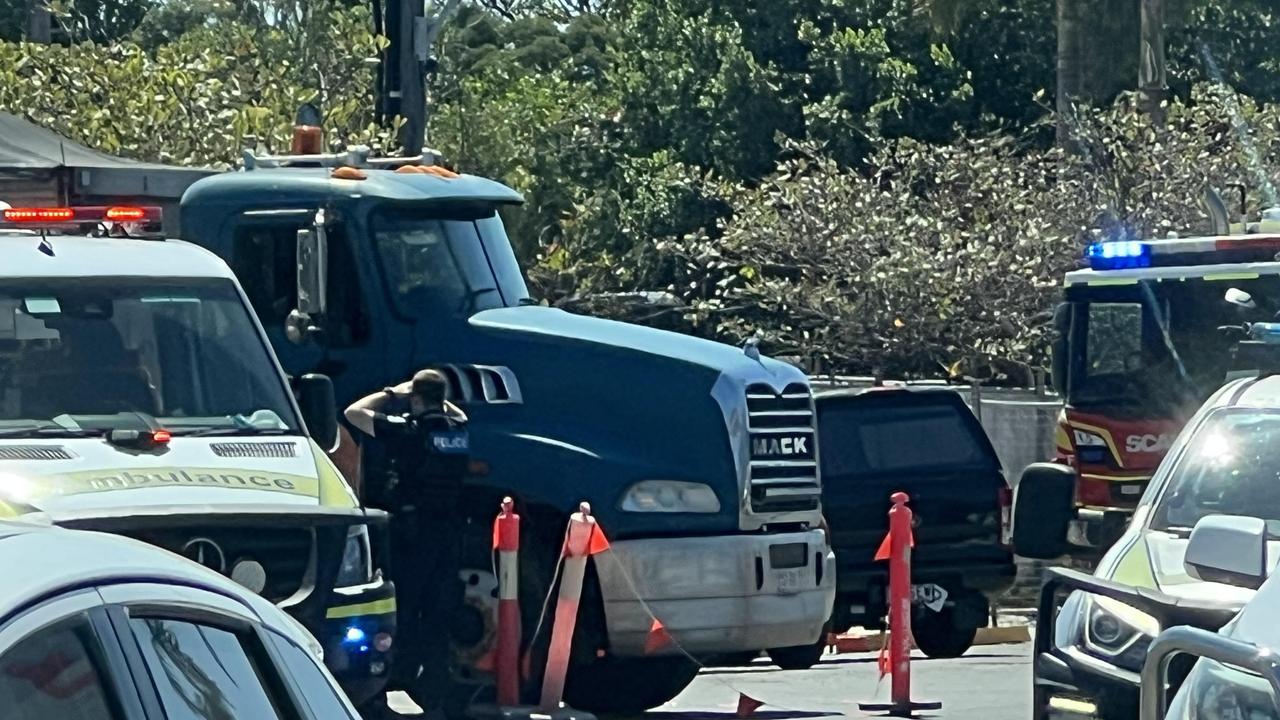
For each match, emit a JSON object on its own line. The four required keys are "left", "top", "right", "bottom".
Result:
{"left": 746, "top": 382, "right": 820, "bottom": 513}
{"left": 210, "top": 441, "right": 298, "bottom": 458}
{"left": 0, "top": 445, "right": 73, "bottom": 460}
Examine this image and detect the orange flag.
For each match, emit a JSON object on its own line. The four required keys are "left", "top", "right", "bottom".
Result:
{"left": 587, "top": 523, "right": 611, "bottom": 556}
{"left": 644, "top": 618, "right": 674, "bottom": 655}
{"left": 873, "top": 529, "right": 915, "bottom": 561}
{"left": 736, "top": 694, "right": 765, "bottom": 719}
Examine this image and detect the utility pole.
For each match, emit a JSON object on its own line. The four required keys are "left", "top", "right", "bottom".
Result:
{"left": 1055, "top": 0, "right": 1085, "bottom": 147}
{"left": 27, "top": 0, "right": 51, "bottom": 42}
{"left": 380, "top": 0, "right": 462, "bottom": 156}
{"left": 1138, "top": 0, "right": 1167, "bottom": 123}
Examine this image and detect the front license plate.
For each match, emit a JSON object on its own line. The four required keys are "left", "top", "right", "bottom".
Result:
{"left": 911, "top": 583, "right": 948, "bottom": 612}
{"left": 776, "top": 569, "right": 805, "bottom": 594}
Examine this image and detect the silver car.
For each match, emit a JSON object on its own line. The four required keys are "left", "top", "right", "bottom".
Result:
{"left": 0, "top": 518, "right": 361, "bottom": 719}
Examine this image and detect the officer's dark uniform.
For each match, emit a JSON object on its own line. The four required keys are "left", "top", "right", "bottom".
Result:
{"left": 366, "top": 400, "right": 470, "bottom": 710}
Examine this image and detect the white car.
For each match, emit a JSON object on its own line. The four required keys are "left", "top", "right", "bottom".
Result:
{"left": 1143, "top": 515, "right": 1280, "bottom": 720}
{"left": 0, "top": 517, "right": 361, "bottom": 719}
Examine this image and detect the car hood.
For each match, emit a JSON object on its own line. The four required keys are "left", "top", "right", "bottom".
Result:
{"left": 1104, "top": 530, "right": 1265, "bottom": 607}
{"left": 470, "top": 306, "right": 803, "bottom": 381}
{"left": 0, "top": 437, "right": 356, "bottom": 519}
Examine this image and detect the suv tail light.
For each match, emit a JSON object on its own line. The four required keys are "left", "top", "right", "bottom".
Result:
{"left": 998, "top": 486, "right": 1013, "bottom": 548}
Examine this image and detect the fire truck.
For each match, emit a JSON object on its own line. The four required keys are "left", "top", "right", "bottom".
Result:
{"left": 1042, "top": 195, "right": 1280, "bottom": 555}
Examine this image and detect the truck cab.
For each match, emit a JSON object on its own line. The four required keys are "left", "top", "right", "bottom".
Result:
{"left": 178, "top": 150, "right": 836, "bottom": 712}
{"left": 0, "top": 204, "right": 395, "bottom": 707}
{"left": 1043, "top": 222, "right": 1280, "bottom": 556}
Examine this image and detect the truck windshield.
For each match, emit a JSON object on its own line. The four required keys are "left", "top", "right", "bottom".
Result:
{"left": 1066, "top": 275, "right": 1280, "bottom": 414}
{"left": 0, "top": 278, "right": 299, "bottom": 436}
{"left": 1151, "top": 409, "right": 1280, "bottom": 538}
{"left": 372, "top": 205, "right": 530, "bottom": 318}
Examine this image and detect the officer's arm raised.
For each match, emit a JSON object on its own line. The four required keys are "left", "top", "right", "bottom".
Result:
{"left": 345, "top": 383, "right": 410, "bottom": 436}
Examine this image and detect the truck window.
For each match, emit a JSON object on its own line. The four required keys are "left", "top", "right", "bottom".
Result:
{"left": 232, "top": 223, "right": 369, "bottom": 347}
{"left": 819, "top": 400, "right": 995, "bottom": 476}
{"left": 0, "top": 278, "right": 300, "bottom": 435}
{"left": 372, "top": 206, "right": 529, "bottom": 317}
{"left": 1085, "top": 303, "right": 1144, "bottom": 376}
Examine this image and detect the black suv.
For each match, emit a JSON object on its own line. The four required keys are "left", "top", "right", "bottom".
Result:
{"left": 817, "top": 386, "right": 1016, "bottom": 658}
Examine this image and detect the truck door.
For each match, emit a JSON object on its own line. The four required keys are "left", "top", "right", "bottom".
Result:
{"left": 229, "top": 216, "right": 382, "bottom": 400}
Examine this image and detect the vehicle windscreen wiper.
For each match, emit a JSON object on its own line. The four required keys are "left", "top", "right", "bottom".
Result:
{"left": 172, "top": 426, "right": 293, "bottom": 437}
{"left": 0, "top": 425, "right": 103, "bottom": 439}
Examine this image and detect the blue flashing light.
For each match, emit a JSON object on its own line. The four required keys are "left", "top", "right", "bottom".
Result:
{"left": 343, "top": 626, "right": 367, "bottom": 644}
{"left": 1085, "top": 240, "right": 1151, "bottom": 270}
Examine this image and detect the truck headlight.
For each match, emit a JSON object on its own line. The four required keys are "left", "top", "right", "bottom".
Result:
{"left": 1081, "top": 595, "right": 1159, "bottom": 671}
{"left": 335, "top": 526, "right": 372, "bottom": 587}
{"left": 621, "top": 481, "right": 721, "bottom": 513}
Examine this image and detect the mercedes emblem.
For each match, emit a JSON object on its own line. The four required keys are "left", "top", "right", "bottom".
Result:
{"left": 181, "top": 537, "right": 227, "bottom": 574}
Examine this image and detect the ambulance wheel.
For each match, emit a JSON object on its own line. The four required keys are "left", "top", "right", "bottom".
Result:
{"left": 564, "top": 656, "right": 700, "bottom": 714}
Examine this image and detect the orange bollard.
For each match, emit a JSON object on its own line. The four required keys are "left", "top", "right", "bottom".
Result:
{"left": 494, "top": 497, "right": 522, "bottom": 707}
{"left": 859, "top": 492, "right": 940, "bottom": 717}
{"left": 539, "top": 502, "right": 606, "bottom": 711}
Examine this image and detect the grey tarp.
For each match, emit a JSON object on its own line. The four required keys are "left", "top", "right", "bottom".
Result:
{"left": 0, "top": 113, "right": 215, "bottom": 198}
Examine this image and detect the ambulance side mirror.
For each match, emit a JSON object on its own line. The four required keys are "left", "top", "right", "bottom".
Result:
{"left": 297, "top": 373, "right": 339, "bottom": 452}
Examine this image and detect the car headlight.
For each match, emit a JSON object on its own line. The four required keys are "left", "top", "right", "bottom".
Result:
{"left": 1081, "top": 595, "right": 1160, "bottom": 671}
{"left": 335, "top": 526, "right": 372, "bottom": 587}
{"left": 620, "top": 480, "right": 721, "bottom": 513}
{"left": 1175, "top": 659, "right": 1278, "bottom": 720}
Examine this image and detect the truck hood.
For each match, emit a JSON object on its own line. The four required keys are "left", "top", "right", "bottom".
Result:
{"left": 0, "top": 437, "right": 355, "bottom": 519}
{"left": 470, "top": 307, "right": 802, "bottom": 383}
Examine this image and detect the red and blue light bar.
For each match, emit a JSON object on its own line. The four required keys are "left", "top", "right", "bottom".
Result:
{"left": 1086, "top": 234, "right": 1280, "bottom": 270}
{"left": 0, "top": 205, "right": 161, "bottom": 228}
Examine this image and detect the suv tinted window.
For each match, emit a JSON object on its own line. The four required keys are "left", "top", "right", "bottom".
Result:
{"left": 129, "top": 617, "right": 282, "bottom": 720}
{"left": 0, "top": 621, "right": 121, "bottom": 720}
{"left": 819, "top": 398, "right": 995, "bottom": 475}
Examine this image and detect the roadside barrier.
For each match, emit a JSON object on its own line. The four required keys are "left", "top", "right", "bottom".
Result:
{"left": 858, "top": 492, "right": 941, "bottom": 717}
{"left": 493, "top": 497, "right": 521, "bottom": 707}
{"left": 539, "top": 502, "right": 609, "bottom": 711}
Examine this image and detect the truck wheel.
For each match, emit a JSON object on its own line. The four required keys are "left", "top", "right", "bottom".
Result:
{"left": 910, "top": 608, "right": 976, "bottom": 659}
{"left": 767, "top": 621, "right": 830, "bottom": 670}
{"left": 564, "top": 656, "right": 700, "bottom": 714}
{"left": 767, "top": 641, "right": 825, "bottom": 670}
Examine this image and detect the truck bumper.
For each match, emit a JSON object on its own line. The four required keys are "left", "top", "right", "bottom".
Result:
{"left": 317, "top": 578, "right": 397, "bottom": 707}
{"left": 595, "top": 529, "right": 836, "bottom": 656}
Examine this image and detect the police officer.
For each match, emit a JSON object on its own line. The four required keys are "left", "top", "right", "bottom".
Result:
{"left": 345, "top": 369, "right": 469, "bottom": 719}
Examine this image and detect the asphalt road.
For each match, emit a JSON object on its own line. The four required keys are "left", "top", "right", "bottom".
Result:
{"left": 389, "top": 643, "right": 1034, "bottom": 720}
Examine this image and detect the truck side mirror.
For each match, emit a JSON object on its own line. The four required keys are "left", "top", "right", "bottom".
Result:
{"left": 1185, "top": 515, "right": 1268, "bottom": 590}
{"left": 1050, "top": 303, "right": 1070, "bottom": 396}
{"left": 1012, "top": 462, "right": 1076, "bottom": 559}
{"left": 296, "top": 213, "right": 328, "bottom": 317}
{"left": 296, "top": 373, "right": 339, "bottom": 452}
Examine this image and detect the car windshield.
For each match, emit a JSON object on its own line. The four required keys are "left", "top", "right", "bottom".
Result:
{"left": 1151, "top": 409, "right": 1280, "bottom": 537}
{"left": 372, "top": 204, "right": 530, "bottom": 318}
{"left": 1067, "top": 275, "right": 1280, "bottom": 415}
{"left": 0, "top": 277, "right": 299, "bottom": 436}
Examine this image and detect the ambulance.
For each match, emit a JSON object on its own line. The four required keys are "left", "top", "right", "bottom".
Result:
{"left": 0, "top": 204, "right": 395, "bottom": 707}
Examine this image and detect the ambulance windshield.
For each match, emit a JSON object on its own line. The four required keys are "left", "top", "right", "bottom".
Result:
{"left": 0, "top": 277, "right": 299, "bottom": 436}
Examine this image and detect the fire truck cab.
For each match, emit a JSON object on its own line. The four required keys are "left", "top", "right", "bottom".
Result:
{"left": 1033, "top": 212, "right": 1280, "bottom": 556}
